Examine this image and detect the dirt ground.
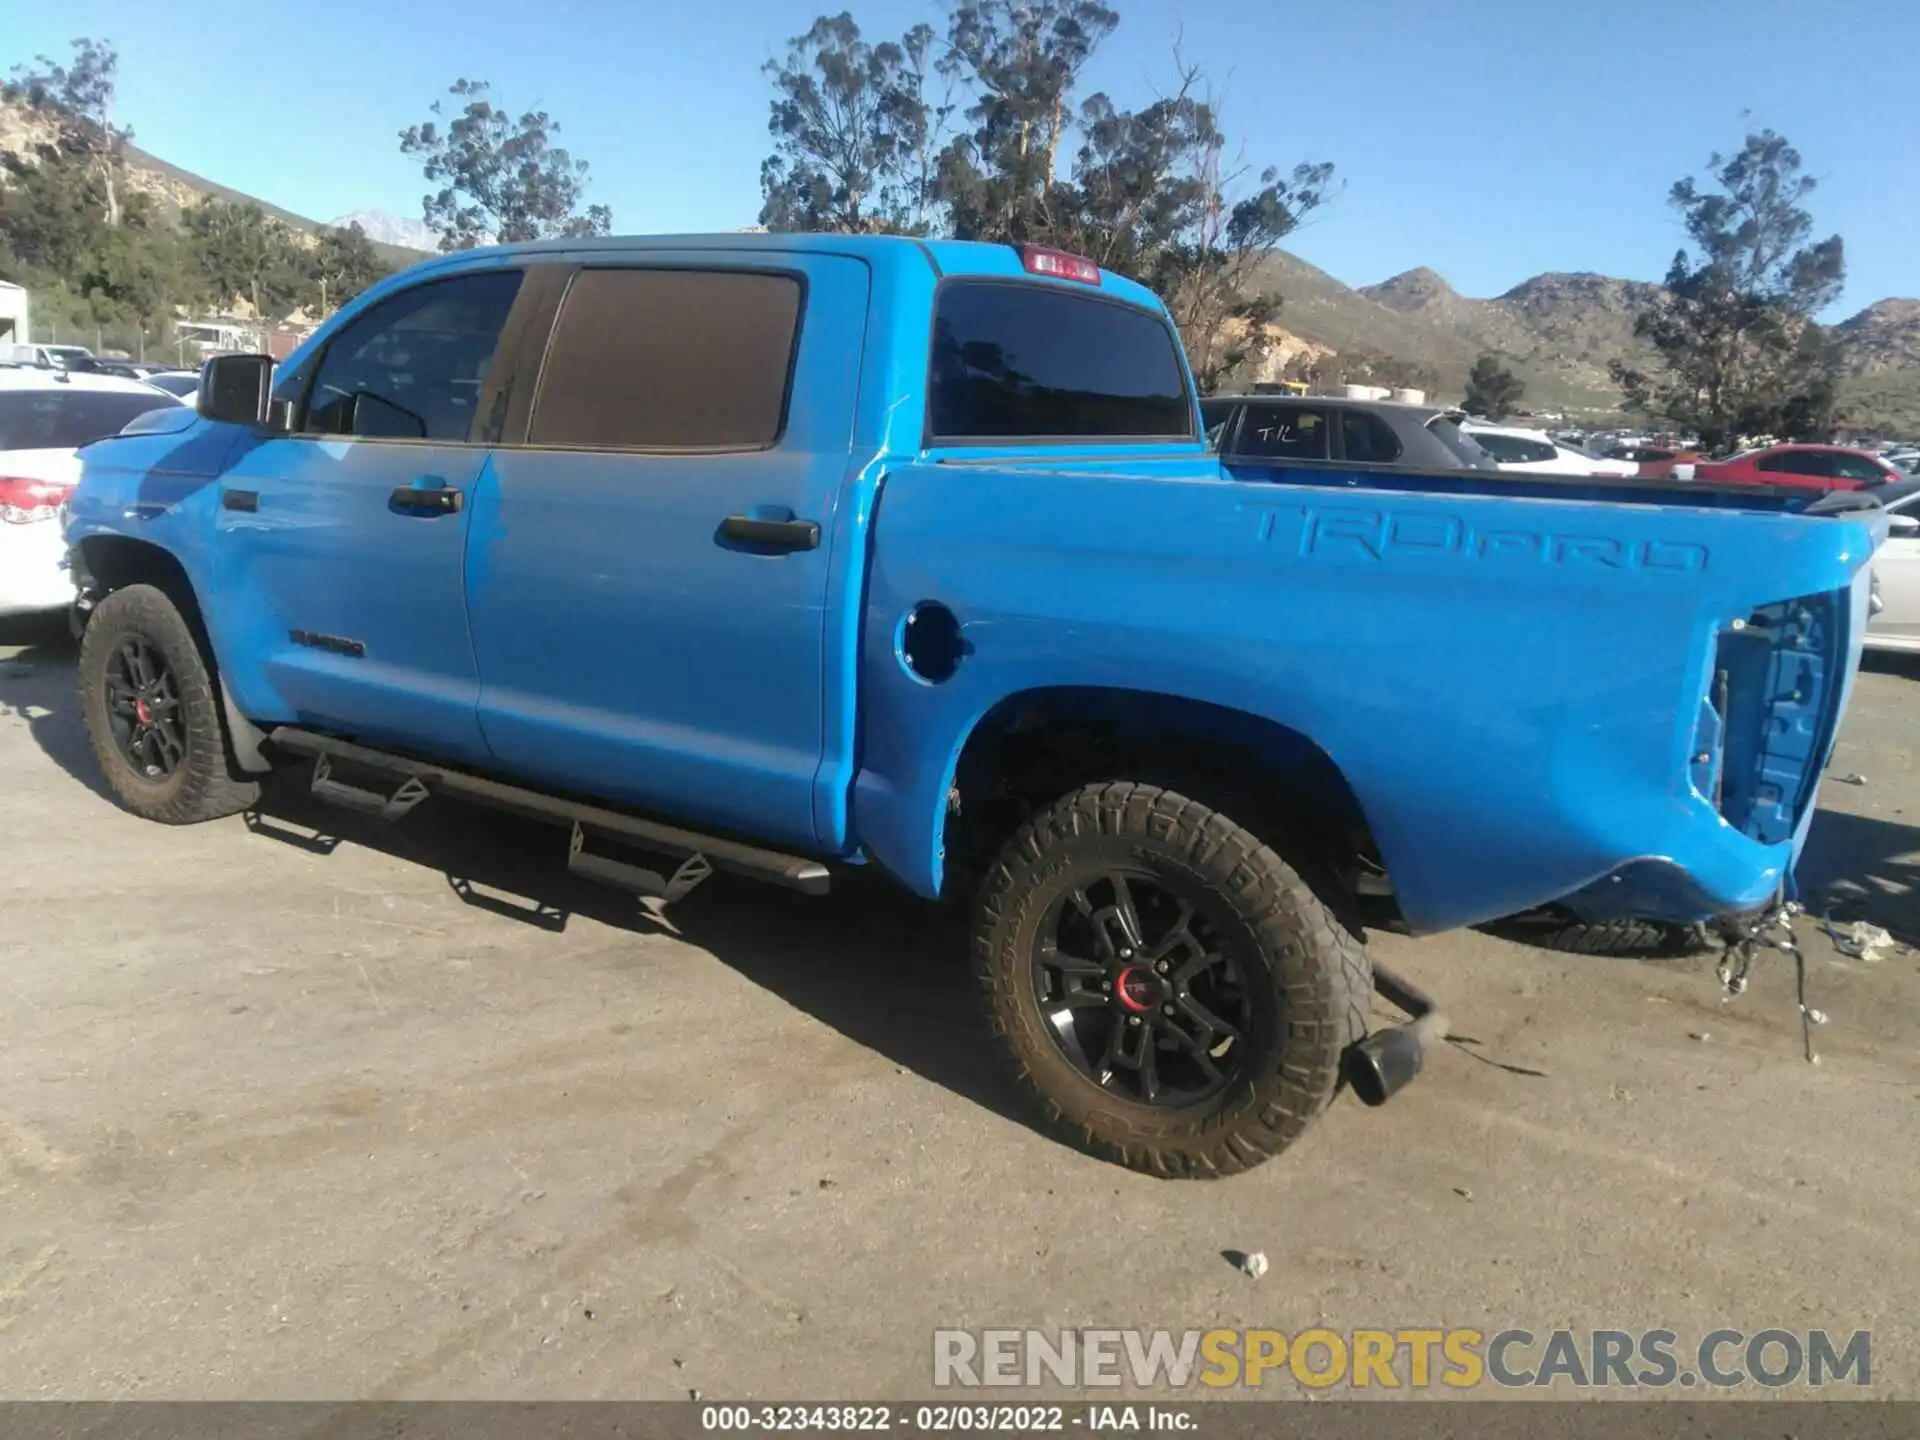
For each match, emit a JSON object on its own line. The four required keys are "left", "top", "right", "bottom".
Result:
{"left": 1, "top": 613, "right": 1916, "bottom": 1402}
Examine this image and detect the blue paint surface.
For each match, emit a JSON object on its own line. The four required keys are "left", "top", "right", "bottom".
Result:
{"left": 67, "top": 234, "right": 1881, "bottom": 934}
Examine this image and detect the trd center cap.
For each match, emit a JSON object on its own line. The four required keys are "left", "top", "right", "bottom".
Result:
{"left": 1114, "top": 964, "right": 1163, "bottom": 1013}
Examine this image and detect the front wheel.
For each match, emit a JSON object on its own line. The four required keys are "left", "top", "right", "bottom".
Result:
{"left": 974, "top": 782, "right": 1371, "bottom": 1178}
{"left": 79, "top": 584, "right": 261, "bottom": 824}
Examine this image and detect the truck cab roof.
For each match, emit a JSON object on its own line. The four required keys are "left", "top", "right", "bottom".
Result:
{"left": 358, "top": 232, "right": 1173, "bottom": 317}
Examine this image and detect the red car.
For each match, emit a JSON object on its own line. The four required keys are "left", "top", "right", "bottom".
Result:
{"left": 1687, "top": 444, "right": 1902, "bottom": 491}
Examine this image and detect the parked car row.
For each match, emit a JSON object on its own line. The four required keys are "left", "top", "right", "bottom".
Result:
{"left": 3, "top": 341, "right": 199, "bottom": 392}
{"left": 1459, "top": 423, "right": 1639, "bottom": 476}
{"left": 1201, "top": 392, "right": 1917, "bottom": 654}
{"left": 1208, "top": 394, "right": 1911, "bottom": 497}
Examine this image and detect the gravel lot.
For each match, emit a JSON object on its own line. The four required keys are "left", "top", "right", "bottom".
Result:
{"left": 2, "top": 613, "right": 1917, "bottom": 1401}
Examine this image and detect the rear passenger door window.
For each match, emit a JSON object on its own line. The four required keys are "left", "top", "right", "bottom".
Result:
{"left": 301, "top": 270, "right": 523, "bottom": 442}
{"left": 528, "top": 268, "right": 802, "bottom": 450}
{"left": 1339, "top": 409, "right": 1402, "bottom": 464}
{"left": 1236, "top": 406, "right": 1330, "bottom": 461}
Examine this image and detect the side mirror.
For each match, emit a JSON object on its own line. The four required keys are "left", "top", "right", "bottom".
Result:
{"left": 197, "top": 353, "right": 275, "bottom": 426}
{"left": 1888, "top": 513, "right": 1919, "bottom": 537}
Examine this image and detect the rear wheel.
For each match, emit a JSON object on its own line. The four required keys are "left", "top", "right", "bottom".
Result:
{"left": 974, "top": 782, "right": 1370, "bottom": 1178}
{"left": 79, "top": 584, "right": 260, "bottom": 824}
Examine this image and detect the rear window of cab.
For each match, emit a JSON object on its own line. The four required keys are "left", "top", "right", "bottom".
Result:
{"left": 928, "top": 281, "right": 1194, "bottom": 443}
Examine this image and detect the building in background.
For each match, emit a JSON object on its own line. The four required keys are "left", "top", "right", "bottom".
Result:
{"left": 170, "top": 319, "right": 259, "bottom": 365}
{"left": 262, "top": 322, "right": 316, "bottom": 361}
{"left": 0, "top": 281, "right": 28, "bottom": 345}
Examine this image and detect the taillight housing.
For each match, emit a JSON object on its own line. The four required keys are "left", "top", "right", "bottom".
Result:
{"left": 1709, "top": 592, "right": 1841, "bottom": 845}
{"left": 0, "top": 476, "right": 75, "bottom": 525}
{"left": 1019, "top": 245, "right": 1102, "bottom": 285}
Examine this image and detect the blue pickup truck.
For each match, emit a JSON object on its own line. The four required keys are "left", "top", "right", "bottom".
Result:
{"left": 64, "top": 234, "right": 1879, "bottom": 1177}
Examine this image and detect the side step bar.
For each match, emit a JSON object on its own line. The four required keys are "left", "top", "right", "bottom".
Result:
{"left": 310, "top": 753, "right": 432, "bottom": 821}
{"left": 267, "top": 727, "right": 833, "bottom": 897}
{"left": 568, "top": 824, "right": 715, "bottom": 904}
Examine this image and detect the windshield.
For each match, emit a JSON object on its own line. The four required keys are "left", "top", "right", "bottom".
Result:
{"left": 144, "top": 373, "right": 200, "bottom": 398}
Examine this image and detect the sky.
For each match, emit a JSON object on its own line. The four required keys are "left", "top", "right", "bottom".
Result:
{"left": 4, "top": 0, "right": 1914, "bottom": 317}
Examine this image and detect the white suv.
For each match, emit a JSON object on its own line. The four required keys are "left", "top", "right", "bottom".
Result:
{"left": 1461, "top": 422, "right": 1639, "bottom": 477}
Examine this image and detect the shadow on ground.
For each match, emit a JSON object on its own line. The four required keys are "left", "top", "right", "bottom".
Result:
{"left": 1799, "top": 807, "right": 1920, "bottom": 941}
{"left": 1799, "top": 648, "right": 1920, "bottom": 938}
{"left": 245, "top": 778, "right": 1013, "bottom": 1118}
{"left": 1862, "top": 649, "right": 1920, "bottom": 683}
{"left": 0, "top": 613, "right": 109, "bottom": 801}
{"left": 0, "top": 635, "right": 1020, "bottom": 1128}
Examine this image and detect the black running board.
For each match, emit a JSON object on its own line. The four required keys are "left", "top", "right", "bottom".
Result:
{"left": 267, "top": 727, "right": 833, "bottom": 897}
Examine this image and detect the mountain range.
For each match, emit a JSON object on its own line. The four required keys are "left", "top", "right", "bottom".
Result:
{"left": 1249, "top": 253, "right": 1920, "bottom": 431}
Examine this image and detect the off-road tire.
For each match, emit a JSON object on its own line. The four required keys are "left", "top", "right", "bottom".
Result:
{"left": 79, "top": 583, "right": 260, "bottom": 824}
{"left": 974, "top": 782, "right": 1371, "bottom": 1178}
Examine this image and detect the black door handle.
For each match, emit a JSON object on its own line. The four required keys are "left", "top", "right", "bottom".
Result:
{"left": 720, "top": 515, "right": 821, "bottom": 552}
{"left": 389, "top": 485, "right": 463, "bottom": 515}
{"left": 221, "top": 489, "right": 258, "bottom": 512}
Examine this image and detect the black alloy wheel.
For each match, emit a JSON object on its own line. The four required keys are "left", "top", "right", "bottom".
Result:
{"left": 975, "top": 783, "right": 1372, "bottom": 1178}
{"left": 103, "top": 636, "right": 185, "bottom": 780}
{"left": 1034, "top": 871, "right": 1254, "bottom": 1107}
{"left": 78, "top": 582, "right": 262, "bottom": 824}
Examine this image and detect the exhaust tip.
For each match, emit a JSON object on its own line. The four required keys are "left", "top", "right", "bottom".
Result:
{"left": 1346, "top": 1028, "right": 1427, "bottom": 1107}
